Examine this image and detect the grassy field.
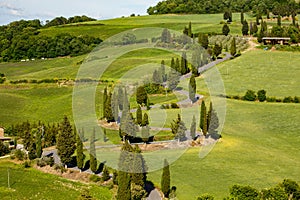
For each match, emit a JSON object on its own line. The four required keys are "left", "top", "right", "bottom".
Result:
{"left": 0, "top": 160, "right": 112, "bottom": 200}
{"left": 148, "top": 99, "right": 300, "bottom": 199}
{"left": 39, "top": 13, "right": 254, "bottom": 39}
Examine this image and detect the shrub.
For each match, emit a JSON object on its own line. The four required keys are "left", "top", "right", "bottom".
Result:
{"left": 266, "top": 97, "right": 277, "bottom": 102}
{"left": 197, "top": 194, "right": 214, "bottom": 200}
{"left": 283, "top": 96, "right": 293, "bottom": 103}
{"left": 89, "top": 174, "right": 101, "bottom": 182}
{"left": 294, "top": 96, "right": 300, "bottom": 103}
{"left": 243, "top": 90, "right": 256, "bottom": 101}
{"left": 23, "top": 160, "right": 31, "bottom": 168}
{"left": 0, "top": 141, "right": 10, "bottom": 156}
{"left": 170, "top": 103, "right": 179, "bottom": 109}
{"left": 37, "top": 158, "right": 47, "bottom": 167}
{"left": 14, "top": 149, "right": 25, "bottom": 161}
{"left": 257, "top": 90, "right": 267, "bottom": 102}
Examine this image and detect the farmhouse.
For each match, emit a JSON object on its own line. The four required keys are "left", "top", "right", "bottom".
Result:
{"left": 262, "top": 37, "right": 290, "bottom": 45}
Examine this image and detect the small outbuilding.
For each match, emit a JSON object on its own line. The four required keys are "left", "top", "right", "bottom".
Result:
{"left": 262, "top": 37, "right": 290, "bottom": 45}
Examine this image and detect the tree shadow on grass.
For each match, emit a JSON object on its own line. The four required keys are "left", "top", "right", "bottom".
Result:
{"left": 95, "top": 161, "right": 106, "bottom": 174}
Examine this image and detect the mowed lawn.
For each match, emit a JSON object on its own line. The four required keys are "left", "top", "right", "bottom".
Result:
{"left": 39, "top": 13, "right": 253, "bottom": 39}
{"left": 148, "top": 99, "right": 300, "bottom": 199}
{"left": 0, "top": 161, "right": 112, "bottom": 200}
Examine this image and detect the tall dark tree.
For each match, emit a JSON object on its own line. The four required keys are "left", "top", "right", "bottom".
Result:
{"left": 198, "top": 34, "right": 209, "bottom": 49}
{"left": 131, "top": 145, "right": 147, "bottom": 187}
{"left": 241, "top": 11, "right": 244, "bottom": 24}
{"left": 252, "top": 22, "right": 258, "bottom": 35}
{"left": 200, "top": 101, "right": 207, "bottom": 136}
{"left": 112, "top": 91, "right": 119, "bottom": 122}
{"left": 190, "top": 115, "right": 196, "bottom": 139}
{"left": 136, "top": 105, "right": 143, "bottom": 126}
{"left": 141, "top": 113, "right": 149, "bottom": 127}
{"left": 102, "top": 165, "right": 110, "bottom": 182}
{"left": 167, "top": 68, "right": 180, "bottom": 90}
{"left": 213, "top": 44, "right": 222, "bottom": 58}
{"left": 242, "top": 20, "right": 249, "bottom": 35}
{"left": 36, "top": 128, "right": 42, "bottom": 158}
{"left": 136, "top": 86, "right": 148, "bottom": 105}
{"left": 188, "top": 21, "right": 192, "bottom": 37}
{"left": 57, "top": 116, "right": 76, "bottom": 165}
{"left": 230, "top": 37, "right": 237, "bottom": 56}
{"left": 141, "top": 125, "right": 150, "bottom": 143}
{"left": 160, "top": 60, "right": 167, "bottom": 82}
{"left": 89, "top": 128, "right": 97, "bottom": 173}
{"left": 152, "top": 69, "right": 162, "bottom": 84}
{"left": 257, "top": 90, "right": 267, "bottom": 102}
{"left": 175, "top": 58, "right": 180, "bottom": 73}
{"left": 161, "top": 159, "right": 171, "bottom": 198}
{"left": 222, "top": 24, "right": 230, "bottom": 36}
{"left": 189, "top": 75, "right": 196, "bottom": 102}
{"left": 118, "top": 86, "right": 124, "bottom": 111}
{"left": 207, "top": 102, "right": 213, "bottom": 130}
{"left": 161, "top": 28, "right": 171, "bottom": 43}
{"left": 76, "top": 129, "right": 84, "bottom": 171}
{"left": 103, "top": 87, "right": 108, "bottom": 118}
{"left": 277, "top": 15, "right": 281, "bottom": 26}
{"left": 105, "top": 91, "right": 114, "bottom": 122}
{"left": 180, "top": 52, "right": 189, "bottom": 75}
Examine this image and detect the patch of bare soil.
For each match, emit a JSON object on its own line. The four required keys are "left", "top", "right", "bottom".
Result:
{"left": 99, "top": 120, "right": 119, "bottom": 130}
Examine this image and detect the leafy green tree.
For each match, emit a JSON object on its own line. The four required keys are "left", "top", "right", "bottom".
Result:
{"left": 230, "top": 37, "right": 237, "bottom": 56}
{"left": 242, "top": 20, "right": 249, "bottom": 35}
{"left": 57, "top": 116, "right": 76, "bottom": 165}
{"left": 189, "top": 75, "right": 196, "bottom": 102}
{"left": 161, "top": 159, "right": 170, "bottom": 198}
{"left": 200, "top": 101, "right": 207, "bottom": 136}
{"left": 76, "top": 129, "right": 84, "bottom": 170}
{"left": 131, "top": 184, "right": 147, "bottom": 200}
{"left": 190, "top": 115, "right": 196, "bottom": 139}
{"left": 224, "top": 10, "right": 232, "bottom": 22}
{"left": 222, "top": 24, "right": 230, "bottom": 36}
{"left": 89, "top": 128, "right": 97, "bottom": 173}
{"left": 244, "top": 90, "right": 257, "bottom": 101}
{"left": 257, "top": 90, "right": 267, "bottom": 102}
{"left": 229, "top": 185, "right": 259, "bottom": 200}
{"left": 122, "top": 33, "right": 136, "bottom": 45}
{"left": 136, "top": 105, "right": 143, "bottom": 126}
{"left": 260, "top": 186, "right": 288, "bottom": 200}
{"left": 280, "top": 179, "right": 300, "bottom": 199}
{"left": 136, "top": 86, "right": 148, "bottom": 105}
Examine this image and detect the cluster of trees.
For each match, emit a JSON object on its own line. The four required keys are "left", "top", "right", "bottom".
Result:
{"left": 200, "top": 101, "right": 220, "bottom": 139}
{"left": 0, "top": 19, "right": 102, "bottom": 61}
{"left": 197, "top": 179, "right": 300, "bottom": 200}
{"left": 148, "top": 0, "right": 299, "bottom": 16}
{"left": 0, "top": 140, "right": 10, "bottom": 156}
{"left": 225, "top": 89, "right": 300, "bottom": 103}
{"left": 44, "top": 15, "right": 96, "bottom": 27}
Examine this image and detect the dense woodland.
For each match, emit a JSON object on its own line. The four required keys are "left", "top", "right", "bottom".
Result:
{"left": 0, "top": 16, "right": 101, "bottom": 62}
{"left": 148, "top": 0, "right": 299, "bottom": 16}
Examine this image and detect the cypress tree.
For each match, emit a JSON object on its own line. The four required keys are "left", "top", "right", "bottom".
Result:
{"left": 118, "top": 86, "right": 124, "bottom": 111}
{"left": 28, "top": 141, "right": 37, "bottom": 160}
{"left": 160, "top": 60, "right": 167, "bottom": 82}
{"left": 57, "top": 116, "right": 76, "bottom": 165}
{"left": 161, "top": 159, "right": 170, "bottom": 198}
{"left": 200, "top": 101, "right": 207, "bottom": 136}
{"left": 180, "top": 52, "right": 188, "bottom": 75}
{"left": 277, "top": 15, "right": 281, "bottom": 26}
{"left": 188, "top": 21, "right": 192, "bottom": 37}
{"left": 141, "top": 113, "right": 149, "bottom": 126}
{"left": 105, "top": 91, "right": 114, "bottom": 122}
{"left": 167, "top": 68, "right": 180, "bottom": 91}
{"left": 112, "top": 91, "right": 119, "bottom": 122}
{"left": 76, "top": 129, "right": 84, "bottom": 171}
{"left": 152, "top": 69, "right": 162, "bottom": 84}
{"left": 249, "top": 22, "right": 253, "bottom": 35}
{"left": 103, "top": 87, "right": 108, "bottom": 118}
{"left": 207, "top": 102, "right": 213, "bottom": 130}
{"left": 230, "top": 37, "right": 236, "bottom": 56}
{"left": 189, "top": 75, "right": 196, "bottom": 102}
{"left": 36, "top": 128, "right": 42, "bottom": 158}
{"left": 136, "top": 105, "right": 143, "bottom": 126}
{"left": 209, "top": 108, "right": 220, "bottom": 139}
{"left": 190, "top": 115, "right": 196, "bottom": 139}
{"left": 176, "top": 120, "right": 187, "bottom": 141}
{"left": 171, "top": 58, "right": 175, "bottom": 69}
{"left": 141, "top": 125, "right": 150, "bottom": 143}
{"left": 89, "top": 128, "right": 97, "bottom": 173}
{"left": 136, "top": 86, "right": 148, "bottom": 105}
{"left": 198, "top": 34, "right": 209, "bottom": 49}
{"left": 242, "top": 20, "right": 249, "bottom": 35}
{"left": 131, "top": 145, "right": 147, "bottom": 187}
{"left": 222, "top": 23, "right": 230, "bottom": 36}
{"left": 102, "top": 166, "right": 110, "bottom": 182}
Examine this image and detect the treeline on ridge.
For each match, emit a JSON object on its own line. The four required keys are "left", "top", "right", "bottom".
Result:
{"left": 147, "top": 0, "right": 299, "bottom": 15}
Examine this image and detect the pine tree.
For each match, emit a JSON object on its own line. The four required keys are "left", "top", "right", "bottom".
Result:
{"left": 28, "top": 141, "right": 37, "bottom": 160}
{"left": 136, "top": 86, "right": 148, "bottom": 105}
{"left": 160, "top": 60, "right": 167, "bottom": 82}
{"left": 136, "top": 105, "right": 143, "bottom": 126}
{"left": 189, "top": 75, "right": 196, "bottom": 102}
{"left": 103, "top": 87, "right": 108, "bottom": 118}
{"left": 222, "top": 23, "right": 230, "bottom": 36}
{"left": 277, "top": 15, "right": 281, "bottom": 26}
{"left": 230, "top": 37, "right": 236, "bottom": 56}
{"left": 190, "top": 115, "right": 196, "bottom": 139}
{"left": 167, "top": 68, "right": 180, "bottom": 90}
{"left": 141, "top": 113, "right": 149, "bottom": 126}
{"left": 207, "top": 102, "right": 213, "bottom": 130}
{"left": 198, "top": 34, "right": 209, "bottom": 49}
{"left": 57, "top": 116, "right": 76, "bottom": 165}
{"left": 89, "top": 128, "right": 97, "bottom": 173}
{"left": 188, "top": 21, "right": 192, "bottom": 37}
{"left": 180, "top": 52, "right": 189, "bottom": 75}
{"left": 175, "top": 58, "right": 180, "bottom": 74}
{"left": 161, "top": 159, "right": 170, "bottom": 198}
{"left": 131, "top": 145, "right": 147, "bottom": 187}
{"left": 112, "top": 91, "right": 119, "bottom": 122}
{"left": 176, "top": 120, "right": 187, "bottom": 141}
{"left": 242, "top": 20, "right": 249, "bottom": 35}
{"left": 118, "top": 86, "right": 124, "bottom": 111}
{"left": 209, "top": 108, "right": 219, "bottom": 139}
{"left": 105, "top": 91, "right": 114, "bottom": 122}
{"left": 152, "top": 69, "right": 162, "bottom": 84}
{"left": 141, "top": 125, "right": 150, "bottom": 143}
{"left": 76, "top": 129, "right": 84, "bottom": 170}
{"left": 36, "top": 128, "right": 42, "bottom": 158}
{"left": 200, "top": 101, "right": 208, "bottom": 136}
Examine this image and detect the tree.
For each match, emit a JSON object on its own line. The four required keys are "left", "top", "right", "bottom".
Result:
{"left": 89, "top": 128, "right": 97, "bottom": 173}
{"left": 103, "top": 87, "right": 108, "bottom": 118}
{"left": 57, "top": 116, "right": 76, "bottom": 165}
{"left": 222, "top": 24, "right": 230, "bottom": 36}
{"left": 176, "top": 120, "right": 187, "bottom": 141}
{"left": 112, "top": 91, "right": 119, "bottom": 122}
{"left": 167, "top": 68, "right": 180, "bottom": 90}
{"left": 189, "top": 75, "right": 196, "bottom": 102}
{"left": 141, "top": 125, "right": 150, "bottom": 143}
{"left": 136, "top": 86, "right": 148, "bottom": 105}
{"left": 197, "top": 194, "right": 215, "bottom": 200}
{"left": 198, "top": 34, "right": 209, "bottom": 49}
{"left": 180, "top": 52, "right": 189, "bottom": 75}
{"left": 122, "top": 33, "right": 136, "bottom": 45}
{"left": 188, "top": 21, "right": 192, "bottom": 37}
{"left": 208, "top": 105, "right": 220, "bottom": 139}
{"left": 160, "top": 60, "right": 167, "bottom": 82}
{"left": 244, "top": 90, "right": 256, "bottom": 101}
{"left": 0, "top": 140, "right": 9, "bottom": 156}
{"left": 118, "top": 87, "right": 124, "bottom": 111}
{"left": 102, "top": 166, "right": 110, "bottom": 182}
{"left": 229, "top": 185, "right": 259, "bottom": 200}
{"left": 230, "top": 37, "right": 236, "bottom": 56}
{"left": 213, "top": 44, "right": 222, "bottom": 58}
{"left": 200, "top": 101, "right": 207, "bottom": 136}
{"left": 190, "top": 115, "right": 196, "bottom": 139}
{"left": 131, "top": 145, "right": 147, "bottom": 187}
{"left": 36, "top": 127, "right": 42, "bottom": 158}
{"left": 277, "top": 15, "right": 281, "bottom": 26}
{"left": 242, "top": 20, "right": 249, "bottom": 35}
{"left": 241, "top": 11, "right": 244, "bottom": 24}
{"left": 141, "top": 113, "right": 149, "bottom": 127}
{"left": 136, "top": 105, "right": 143, "bottom": 125}
{"left": 105, "top": 91, "right": 114, "bottom": 122}
{"left": 252, "top": 22, "right": 258, "bottom": 35}
{"left": 161, "top": 159, "right": 170, "bottom": 198}
{"left": 28, "top": 141, "right": 37, "bottom": 160}
{"left": 161, "top": 28, "right": 171, "bottom": 43}
{"left": 224, "top": 10, "right": 232, "bottom": 22}
{"left": 257, "top": 90, "right": 266, "bottom": 102}
{"left": 76, "top": 129, "right": 84, "bottom": 171}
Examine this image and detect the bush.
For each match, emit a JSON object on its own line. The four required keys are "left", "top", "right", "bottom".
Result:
{"left": 243, "top": 90, "right": 256, "bottom": 101}
{"left": 294, "top": 96, "right": 300, "bottom": 103}
{"left": 170, "top": 103, "right": 179, "bottom": 109}
{"left": 14, "top": 149, "right": 25, "bottom": 161}
{"left": 283, "top": 96, "right": 293, "bottom": 103}
{"left": 197, "top": 194, "right": 214, "bottom": 200}
{"left": 0, "top": 141, "right": 10, "bottom": 156}
{"left": 23, "top": 160, "right": 31, "bottom": 168}
{"left": 266, "top": 97, "right": 277, "bottom": 102}
{"left": 89, "top": 174, "right": 101, "bottom": 182}
{"left": 54, "top": 164, "right": 67, "bottom": 173}
{"left": 257, "top": 90, "right": 267, "bottom": 102}
{"left": 37, "top": 158, "right": 47, "bottom": 167}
